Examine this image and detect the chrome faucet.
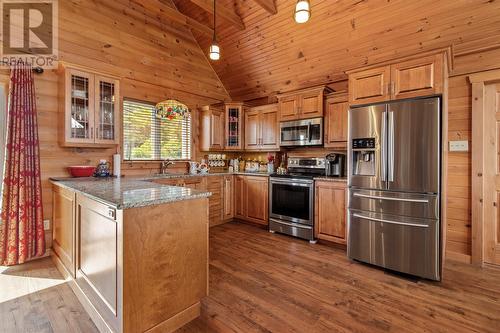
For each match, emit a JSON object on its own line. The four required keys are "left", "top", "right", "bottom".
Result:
{"left": 160, "top": 159, "right": 175, "bottom": 174}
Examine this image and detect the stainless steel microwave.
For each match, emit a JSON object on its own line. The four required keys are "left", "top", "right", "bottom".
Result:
{"left": 279, "top": 117, "right": 323, "bottom": 147}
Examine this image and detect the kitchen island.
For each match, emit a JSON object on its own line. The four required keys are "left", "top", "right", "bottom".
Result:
{"left": 50, "top": 176, "right": 212, "bottom": 333}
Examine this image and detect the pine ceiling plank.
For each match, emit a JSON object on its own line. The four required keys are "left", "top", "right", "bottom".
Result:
{"left": 130, "top": 0, "right": 214, "bottom": 37}
{"left": 190, "top": 0, "right": 245, "bottom": 30}
{"left": 253, "top": 0, "right": 277, "bottom": 15}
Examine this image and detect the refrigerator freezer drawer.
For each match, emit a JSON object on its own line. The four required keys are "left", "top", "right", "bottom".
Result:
{"left": 349, "top": 189, "right": 439, "bottom": 220}
{"left": 347, "top": 209, "right": 440, "bottom": 280}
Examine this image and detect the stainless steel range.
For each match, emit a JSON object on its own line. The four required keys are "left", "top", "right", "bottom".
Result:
{"left": 269, "top": 157, "right": 325, "bottom": 242}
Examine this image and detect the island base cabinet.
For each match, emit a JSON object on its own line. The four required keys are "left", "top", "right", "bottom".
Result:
{"left": 122, "top": 198, "right": 208, "bottom": 333}
{"left": 314, "top": 181, "right": 347, "bottom": 245}
{"left": 51, "top": 184, "right": 209, "bottom": 333}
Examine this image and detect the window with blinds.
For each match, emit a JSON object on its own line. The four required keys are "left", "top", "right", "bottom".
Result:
{"left": 123, "top": 99, "right": 191, "bottom": 161}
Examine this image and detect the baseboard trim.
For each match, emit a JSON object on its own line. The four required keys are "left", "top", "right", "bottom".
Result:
{"left": 146, "top": 302, "right": 200, "bottom": 333}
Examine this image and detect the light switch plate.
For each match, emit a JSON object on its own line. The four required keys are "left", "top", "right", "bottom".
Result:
{"left": 43, "top": 219, "right": 50, "bottom": 230}
{"left": 449, "top": 140, "right": 469, "bottom": 152}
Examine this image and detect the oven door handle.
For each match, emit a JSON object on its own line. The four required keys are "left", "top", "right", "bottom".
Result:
{"left": 271, "top": 181, "right": 312, "bottom": 187}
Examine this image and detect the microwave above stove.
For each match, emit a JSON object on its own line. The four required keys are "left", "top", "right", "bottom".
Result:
{"left": 280, "top": 117, "right": 323, "bottom": 147}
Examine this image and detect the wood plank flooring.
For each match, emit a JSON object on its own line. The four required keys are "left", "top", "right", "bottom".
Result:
{"left": 2, "top": 221, "right": 500, "bottom": 332}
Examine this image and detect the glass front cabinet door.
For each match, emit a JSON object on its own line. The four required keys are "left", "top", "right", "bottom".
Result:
{"left": 225, "top": 103, "right": 247, "bottom": 151}
{"left": 94, "top": 76, "right": 119, "bottom": 144}
{"left": 61, "top": 66, "right": 120, "bottom": 147}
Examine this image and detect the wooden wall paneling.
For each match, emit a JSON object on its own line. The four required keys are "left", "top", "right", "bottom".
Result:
{"left": 189, "top": 0, "right": 245, "bottom": 30}
{"left": 36, "top": 0, "right": 229, "bottom": 247}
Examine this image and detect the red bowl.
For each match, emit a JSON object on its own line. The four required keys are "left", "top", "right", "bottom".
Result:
{"left": 68, "top": 166, "right": 95, "bottom": 177}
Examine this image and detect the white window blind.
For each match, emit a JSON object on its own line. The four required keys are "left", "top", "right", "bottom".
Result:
{"left": 123, "top": 99, "right": 191, "bottom": 161}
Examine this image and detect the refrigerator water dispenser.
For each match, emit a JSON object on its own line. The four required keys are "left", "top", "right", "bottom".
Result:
{"left": 352, "top": 138, "right": 376, "bottom": 176}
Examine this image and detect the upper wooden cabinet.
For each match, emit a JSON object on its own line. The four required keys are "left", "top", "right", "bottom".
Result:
{"left": 59, "top": 65, "right": 120, "bottom": 147}
{"left": 348, "top": 66, "right": 391, "bottom": 105}
{"left": 200, "top": 105, "right": 225, "bottom": 151}
{"left": 390, "top": 54, "right": 444, "bottom": 100}
{"left": 277, "top": 86, "right": 331, "bottom": 121}
{"left": 314, "top": 180, "right": 347, "bottom": 245}
{"left": 348, "top": 52, "right": 445, "bottom": 105}
{"left": 245, "top": 104, "right": 279, "bottom": 151}
{"left": 324, "top": 92, "right": 349, "bottom": 148}
{"left": 225, "top": 103, "right": 247, "bottom": 151}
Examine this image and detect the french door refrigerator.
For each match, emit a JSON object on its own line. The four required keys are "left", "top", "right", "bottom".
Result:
{"left": 347, "top": 96, "right": 441, "bottom": 280}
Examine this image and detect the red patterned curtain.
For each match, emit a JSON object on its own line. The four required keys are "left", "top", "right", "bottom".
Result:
{"left": 0, "top": 63, "right": 45, "bottom": 265}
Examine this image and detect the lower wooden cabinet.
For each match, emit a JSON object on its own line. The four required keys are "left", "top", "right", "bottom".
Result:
{"left": 314, "top": 180, "right": 347, "bottom": 244}
{"left": 207, "top": 176, "right": 224, "bottom": 227}
{"left": 52, "top": 185, "right": 76, "bottom": 277}
{"left": 223, "top": 175, "right": 234, "bottom": 220}
{"left": 234, "top": 175, "right": 269, "bottom": 225}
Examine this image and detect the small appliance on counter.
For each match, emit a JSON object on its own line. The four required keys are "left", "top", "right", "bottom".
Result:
{"left": 325, "top": 152, "right": 346, "bottom": 177}
{"left": 94, "top": 160, "right": 111, "bottom": 177}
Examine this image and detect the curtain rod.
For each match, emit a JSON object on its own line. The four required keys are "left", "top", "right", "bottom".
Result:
{"left": 0, "top": 61, "right": 44, "bottom": 74}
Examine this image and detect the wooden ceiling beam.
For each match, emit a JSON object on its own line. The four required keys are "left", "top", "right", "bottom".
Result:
{"left": 131, "top": 0, "right": 214, "bottom": 37}
{"left": 190, "top": 0, "right": 245, "bottom": 31}
{"left": 253, "top": 0, "right": 277, "bottom": 15}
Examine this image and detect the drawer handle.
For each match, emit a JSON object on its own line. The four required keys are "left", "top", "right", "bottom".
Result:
{"left": 108, "top": 209, "right": 116, "bottom": 219}
{"left": 353, "top": 193, "right": 429, "bottom": 203}
{"left": 352, "top": 213, "right": 429, "bottom": 228}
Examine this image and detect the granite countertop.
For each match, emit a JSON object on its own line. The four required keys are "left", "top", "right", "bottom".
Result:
{"left": 313, "top": 176, "right": 348, "bottom": 183}
{"left": 50, "top": 177, "right": 212, "bottom": 210}
{"left": 50, "top": 171, "right": 271, "bottom": 210}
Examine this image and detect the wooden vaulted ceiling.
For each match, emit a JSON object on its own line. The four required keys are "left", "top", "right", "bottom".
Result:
{"left": 166, "top": 0, "right": 500, "bottom": 102}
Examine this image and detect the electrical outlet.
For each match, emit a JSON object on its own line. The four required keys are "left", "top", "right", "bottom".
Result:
{"left": 449, "top": 140, "right": 469, "bottom": 152}
{"left": 43, "top": 219, "right": 50, "bottom": 230}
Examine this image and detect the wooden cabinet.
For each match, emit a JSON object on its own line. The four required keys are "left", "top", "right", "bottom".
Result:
{"left": 277, "top": 86, "right": 330, "bottom": 121}
{"left": 324, "top": 92, "right": 349, "bottom": 148}
{"left": 391, "top": 54, "right": 443, "bottom": 100}
{"left": 200, "top": 105, "right": 225, "bottom": 151}
{"left": 52, "top": 185, "right": 76, "bottom": 277}
{"left": 349, "top": 66, "right": 391, "bottom": 105}
{"left": 225, "top": 103, "right": 247, "bottom": 151}
{"left": 314, "top": 181, "right": 347, "bottom": 244}
{"left": 244, "top": 104, "right": 279, "bottom": 151}
{"left": 234, "top": 175, "right": 268, "bottom": 225}
{"left": 207, "top": 176, "right": 224, "bottom": 227}
{"left": 348, "top": 52, "right": 444, "bottom": 105}
{"left": 223, "top": 175, "right": 234, "bottom": 220}
{"left": 59, "top": 65, "right": 120, "bottom": 147}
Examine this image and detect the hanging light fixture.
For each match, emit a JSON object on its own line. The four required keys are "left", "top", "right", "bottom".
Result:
{"left": 155, "top": 99, "right": 190, "bottom": 120}
{"left": 209, "top": 0, "right": 220, "bottom": 60}
{"left": 294, "top": 0, "right": 311, "bottom": 24}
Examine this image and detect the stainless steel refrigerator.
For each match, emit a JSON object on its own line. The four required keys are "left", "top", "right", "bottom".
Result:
{"left": 347, "top": 96, "right": 441, "bottom": 280}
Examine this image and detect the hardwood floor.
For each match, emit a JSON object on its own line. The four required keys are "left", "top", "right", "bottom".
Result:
{"left": 2, "top": 221, "right": 500, "bottom": 332}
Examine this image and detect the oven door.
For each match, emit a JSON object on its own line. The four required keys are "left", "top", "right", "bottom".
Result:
{"left": 280, "top": 118, "right": 323, "bottom": 146}
{"left": 269, "top": 178, "right": 313, "bottom": 224}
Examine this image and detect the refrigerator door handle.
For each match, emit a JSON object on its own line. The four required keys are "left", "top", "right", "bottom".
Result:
{"left": 352, "top": 213, "right": 429, "bottom": 228}
{"left": 381, "top": 111, "right": 387, "bottom": 182}
{"left": 388, "top": 111, "right": 395, "bottom": 182}
{"left": 353, "top": 192, "right": 429, "bottom": 203}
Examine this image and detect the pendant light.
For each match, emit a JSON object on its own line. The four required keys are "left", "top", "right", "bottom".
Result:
{"left": 294, "top": 0, "right": 311, "bottom": 24}
{"left": 155, "top": 99, "right": 190, "bottom": 120}
{"left": 209, "top": 0, "right": 220, "bottom": 60}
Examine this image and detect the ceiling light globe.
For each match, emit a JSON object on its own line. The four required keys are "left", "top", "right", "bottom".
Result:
{"left": 209, "top": 43, "right": 220, "bottom": 60}
{"left": 294, "top": 0, "right": 311, "bottom": 23}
